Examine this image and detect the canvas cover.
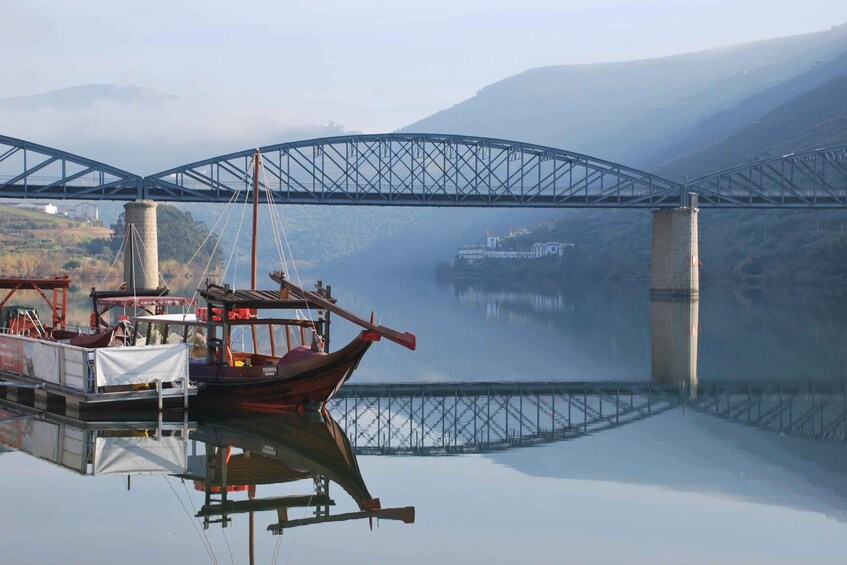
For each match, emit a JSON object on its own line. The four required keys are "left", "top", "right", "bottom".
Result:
{"left": 93, "top": 436, "right": 187, "bottom": 475}
{"left": 0, "top": 335, "right": 90, "bottom": 390}
{"left": 94, "top": 344, "right": 189, "bottom": 387}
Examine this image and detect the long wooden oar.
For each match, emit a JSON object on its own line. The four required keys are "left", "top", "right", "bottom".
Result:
{"left": 270, "top": 272, "right": 416, "bottom": 350}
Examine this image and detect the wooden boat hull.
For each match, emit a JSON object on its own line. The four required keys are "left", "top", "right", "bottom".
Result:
{"left": 190, "top": 333, "right": 373, "bottom": 409}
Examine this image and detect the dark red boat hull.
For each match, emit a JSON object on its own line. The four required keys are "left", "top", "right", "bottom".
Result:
{"left": 190, "top": 334, "right": 372, "bottom": 409}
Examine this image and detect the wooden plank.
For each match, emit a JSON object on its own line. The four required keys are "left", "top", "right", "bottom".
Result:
{"left": 195, "top": 494, "right": 334, "bottom": 517}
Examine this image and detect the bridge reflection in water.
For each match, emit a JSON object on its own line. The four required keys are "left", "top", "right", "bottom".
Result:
{"left": 329, "top": 380, "right": 847, "bottom": 454}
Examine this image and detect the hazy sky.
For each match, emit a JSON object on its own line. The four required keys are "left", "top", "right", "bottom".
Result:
{"left": 3, "top": 0, "right": 847, "bottom": 133}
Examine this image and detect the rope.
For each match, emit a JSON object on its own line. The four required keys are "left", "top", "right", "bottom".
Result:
{"left": 128, "top": 224, "right": 168, "bottom": 291}
{"left": 282, "top": 492, "right": 314, "bottom": 565}
{"left": 163, "top": 476, "right": 219, "bottom": 565}
{"left": 259, "top": 157, "right": 318, "bottom": 335}
{"left": 221, "top": 525, "right": 236, "bottom": 565}
{"left": 188, "top": 176, "right": 249, "bottom": 307}
{"left": 129, "top": 222, "right": 170, "bottom": 291}
{"left": 130, "top": 228, "right": 149, "bottom": 295}
{"left": 174, "top": 185, "right": 246, "bottom": 281}
{"left": 271, "top": 530, "right": 283, "bottom": 564}
{"left": 221, "top": 173, "right": 252, "bottom": 286}
{"left": 129, "top": 225, "right": 137, "bottom": 297}
{"left": 258, "top": 158, "right": 289, "bottom": 273}
{"left": 95, "top": 225, "right": 128, "bottom": 290}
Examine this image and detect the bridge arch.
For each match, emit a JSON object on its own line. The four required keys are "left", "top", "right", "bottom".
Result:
{"left": 144, "top": 133, "right": 682, "bottom": 207}
{"left": 686, "top": 144, "right": 847, "bottom": 207}
{"left": 0, "top": 135, "right": 141, "bottom": 200}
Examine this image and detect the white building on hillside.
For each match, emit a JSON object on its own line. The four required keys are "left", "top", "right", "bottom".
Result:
{"left": 455, "top": 231, "right": 574, "bottom": 265}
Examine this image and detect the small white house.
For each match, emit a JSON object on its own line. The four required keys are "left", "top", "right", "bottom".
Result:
{"left": 486, "top": 231, "right": 500, "bottom": 249}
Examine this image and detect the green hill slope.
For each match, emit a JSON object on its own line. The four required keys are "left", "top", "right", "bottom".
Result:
{"left": 462, "top": 75, "right": 847, "bottom": 285}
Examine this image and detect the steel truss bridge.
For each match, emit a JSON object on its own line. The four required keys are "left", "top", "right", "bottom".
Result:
{"left": 3, "top": 133, "right": 847, "bottom": 207}
{"left": 327, "top": 381, "right": 847, "bottom": 455}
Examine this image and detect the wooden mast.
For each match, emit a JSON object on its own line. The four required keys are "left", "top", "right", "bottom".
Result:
{"left": 250, "top": 150, "right": 260, "bottom": 353}
{"left": 251, "top": 150, "right": 260, "bottom": 290}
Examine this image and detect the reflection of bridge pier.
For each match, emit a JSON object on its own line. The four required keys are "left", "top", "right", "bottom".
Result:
{"left": 650, "top": 296, "right": 699, "bottom": 390}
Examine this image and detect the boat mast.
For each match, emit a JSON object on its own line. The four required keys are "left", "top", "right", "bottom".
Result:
{"left": 251, "top": 149, "right": 260, "bottom": 291}
{"left": 250, "top": 149, "right": 260, "bottom": 354}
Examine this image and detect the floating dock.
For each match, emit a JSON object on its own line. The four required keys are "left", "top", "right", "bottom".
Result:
{"left": 0, "top": 333, "right": 196, "bottom": 416}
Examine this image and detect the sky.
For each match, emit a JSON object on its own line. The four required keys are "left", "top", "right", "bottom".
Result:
{"left": 3, "top": 0, "right": 847, "bottom": 134}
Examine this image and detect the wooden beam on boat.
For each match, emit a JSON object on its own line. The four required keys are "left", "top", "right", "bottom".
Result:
{"left": 195, "top": 494, "right": 334, "bottom": 517}
{"left": 223, "top": 318, "right": 323, "bottom": 328}
{"left": 267, "top": 506, "right": 415, "bottom": 533}
{"left": 200, "top": 284, "right": 337, "bottom": 309}
{"left": 90, "top": 287, "right": 169, "bottom": 300}
{"left": 269, "top": 272, "right": 416, "bottom": 351}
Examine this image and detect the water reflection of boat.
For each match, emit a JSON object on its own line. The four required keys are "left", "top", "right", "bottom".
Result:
{"left": 0, "top": 400, "right": 414, "bottom": 562}
{"left": 186, "top": 409, "right": 415, "bottom": 535}
{"left": 0, "top": 399, "right": 191, "bottom": 476}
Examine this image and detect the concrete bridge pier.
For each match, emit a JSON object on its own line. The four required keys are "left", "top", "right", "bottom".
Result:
{"left": 123, "top": 200, "right": 159, "bottom": 291}
{"left": 650, "top": 200, "right": 699, "bottom": 298}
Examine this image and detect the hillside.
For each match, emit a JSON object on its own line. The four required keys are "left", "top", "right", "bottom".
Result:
{"left": 448, "top": 74, "right": 847, "bottom": 286}
{"left": 655, "top": 74, "right": 847, "bottom": 179}
{"left": 644, "top": 50, "right": 847, "bottom": 174}
{"left": 0, "top": 203, "right": 223, "bottom": 283}
{"left": 0, "top": 205, "right": 111, "bottom": 278}
{"left": 403, "top": 24, "right": 847, "bottom": 166}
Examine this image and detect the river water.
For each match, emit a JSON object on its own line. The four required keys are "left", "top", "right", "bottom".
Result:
{"left": 1, "top": 272, "right": 846, "bottom": 563}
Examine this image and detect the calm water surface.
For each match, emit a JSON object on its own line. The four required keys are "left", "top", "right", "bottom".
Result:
{"left": 1, "top": 273, "right": 846, "bottom": 563}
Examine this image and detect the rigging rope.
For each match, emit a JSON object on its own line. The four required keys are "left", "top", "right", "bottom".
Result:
{"left": 129, "top": 224, "right": 170, "bottom": 291}
{"left": 163, "top": 475, "right": 219, "bottom": 565}
{"left": 174, "top": 186, "right": 246, "bottom": 282}
{"left": 220, "top": 523, "right": 236, "bottom": 565}
{"left": 188, "top": 179, "right": 247, "bottom": 307}
{"left": 258, "top": 158, "right": 289, "bottom": 274}
{"left": 259, "top": 157, "right": 319, "bottom": 336}
{"left": 94, "top": 225, "right": 128, "bottom": 291}
{"left": 221, "top": 168, "right": 253, "bottom": 286}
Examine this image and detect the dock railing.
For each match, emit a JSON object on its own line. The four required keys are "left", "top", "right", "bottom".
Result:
{"left": 0, "top": 334, "right": 190, "bottom": 398}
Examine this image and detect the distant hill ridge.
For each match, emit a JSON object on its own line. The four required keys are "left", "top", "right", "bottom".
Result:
{"left": 0, "top": 84, "right": 177, "bottom": 112}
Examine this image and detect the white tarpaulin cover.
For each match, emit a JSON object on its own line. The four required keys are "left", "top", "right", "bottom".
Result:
{"left": 23, "top": 340, "right": 60, "bottom": 384}
{"left": 62, "top": 347, "right": 87, "bottom": 391}
{"left": 93, "top": 436, "right": 188, "bottom": 475}
{"left": 94, "top": 344, "right": 189, "bottom": 387}
{"left": 21, "top": 420, "right": 60, "bottom": 461}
